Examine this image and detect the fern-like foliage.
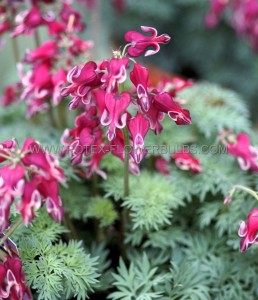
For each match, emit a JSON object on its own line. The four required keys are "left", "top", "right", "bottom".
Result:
{"left": 123, "top": 172, "right": 184, "bottom": 230}
{"left": 19, "top": 237, "right": 99, "bottom": 300}
{"left": 86, "top": 197, "right": 118, "bottom": 227}
{"left": 178, "top": 82, "right": 251, "bottom": 138}
{"left": 11, "top": 211, "right": 99, "bottom": 300}
{"left": 108, "top": 253, "right": 170, "bottom": 300}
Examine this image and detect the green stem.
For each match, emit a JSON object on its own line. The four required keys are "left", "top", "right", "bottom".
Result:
{"left": 123, "top": 126, "right": 130, "bottom": 198}
{"left": 63, "top": 212, "right": 78, "bottom": 240}
{"left": 48, "top": 105, "right": 57, "bottom": 128}
{"left": 57, "top": 102, "right": 67, "bottom": 129}
{"left": 119, "top": 126, "right": 130, "bottom": 258}
{"left": 11, "top": 37, "right": 19, "bottom": 64}
{"left": 232, "top": 185, "right": 258, "bottom": 201}
{"left": 0, "top": 218, "right": 23, "bottom": 247}
{"left": 34, "top": 30, "right": 41, "bottom": 48}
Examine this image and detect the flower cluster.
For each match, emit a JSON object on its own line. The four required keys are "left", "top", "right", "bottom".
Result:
{"left": 0, "top": 137, "right": 65, "bottom": 231}
{"left": 205, "top": 0, "right": 258, "bottom": 51}
{"left": 16, "top": 4, "right": 94, "bottom": 118}
{"left": 0, "top": 252, "right": 32, "bottom": 299}
{"left": 220, "top": 130, "right": 258, "bottom": 172}
{"left": 61, "top": 26, "right": 192, "bottom": 178}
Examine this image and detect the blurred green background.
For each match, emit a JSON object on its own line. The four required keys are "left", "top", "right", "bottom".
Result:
{"left": 1, "top": 0, "right": 258, "bottom": 119}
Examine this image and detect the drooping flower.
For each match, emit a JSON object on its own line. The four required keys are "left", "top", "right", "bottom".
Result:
{"left": 223, "top": 132, "right": 258, "bottom": 172}
{"left": 12, "top": 5, "right": 52, "bottom": 37}
{"left": 0, "top": 5, "right": 11, "bottom": 35}
{"left": 16, "top": 177, "right": 41, "bottom": 225}
{"left": 0, "top": 165, "right": 25, "bottom": 230}
{"left": 153, "top": 91, "right": 192, "bottom": 125}
{"left": 19, "top": 63, "right": 52, "bottom": 117}
{"left": 101, "top": 57, "right": 129, "bottom": 93}
{"left": 0, "top": 83, "right": 21, "bottom": 106}
{"left": 61, "top": 109, "right": 100, "bottom": 164}
{"left": 59, "top": 3, "right": 85, "bottom": 33}
{"left": 0, "top": 254, "right": 32, "bottom": 299}
{"left": 130, "top": 62, "right": 151, "bottom": 111}
{"left": 21, "top": 137, "right": 65, "bottom": 183}
{"left": 238, "top": 208, "right": 258, "bottom": 252}
{"left": 128, "top": 113, "right": 149, "bottom": 164}
{"left": 23, "top": 40, "right": 58, "bottom": 64}
{"left": 124, "top": 26, "right": 171, "bottom": 57}
{"left": 38, "top": 179, "right": 64, "bottom": 223}
{"left": 0, "top": 139, "right": 17, "bottom": 163}
{"left": 155, "top": 156, "right": 170, "bottom": 175}
{"left": 172, "top": 149, "right": 202, "bottom": 174}
{"left": 47, "top": 20, "right": 66, "bottom": 36}
{"left": 101, "top": 92, "right": 131, "bottom": 141}
{"left": 158, "top": 76, "right": 194, "bottom": 98}
{"left": 67, "top": 36, "right": 93, "bottom": 56}
{"left": 140, "top": 100, "right": 164, "bottom": 135}
{"left": 61, "top": 61, "right": 101, "bottom": 109}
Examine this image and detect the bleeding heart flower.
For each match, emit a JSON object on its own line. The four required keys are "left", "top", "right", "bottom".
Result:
{"left": 101, "top": 92, "right": 131, "bottom": 141}
{"left": 0, "top": 254, "right": 32, "bottom": 299}
{"left": 238, "top": 208, "right": 258, "bottom": 252}
{"left": 130, "top": 62, "right": 151, "bottom": 111}
{"left": 155, "top": 156, "right": 170, "bottom": 175}
{"left": 60, "top": 3, "right": 85, "bottom": 32}
{"left": 12, "top": 6, "right": 52, "bottom": 37}
{"left": 101, "top": 57, "right": 129, "bottom": 93}
{"left": 128, "top": 113, "right": 149, "bottom": 164}
{"left": 225, "top": 133, "right": 258, "bottom": 172}
{"left": 0, "top": 139, "right": 17, "bottom": 163}
{"left": 21, "top": 137, "right": 65, "bottom": 183}
{"left": 47, "top": 20, "right": 66, "bottom": 36}
{"left": 61, "top": 110, "right": 100, "bottom": 164}
{"left": 61, "top": 61, "right": 101, "bottom": 109}
{"left": 172, "top": 149, "right": 202, "bottom": 174}
{"left": 140, "top": 100, "right": 164, "bottom": 135}
{"left": 0, "top": 165, "right": 25, "bottom": 230}
{"left": 154, "top": 92, "right": 192, "bottom": 125}
{"left": 16, "top": 178, "right": 41, "bottom": 225}
{"left": 124, "top": 26, "right": 171, "bottom": 57}
{"left": 23, "top": 40, "right": 58, "bottom": 64}
{"left": 68, "top": 36, "right": 93, "bottom": 56}
{"left": 0, "top": 83, "right": 21, "bottom": 107}
{"left": 38, "top": 179, "right": 64, "bottom": 223}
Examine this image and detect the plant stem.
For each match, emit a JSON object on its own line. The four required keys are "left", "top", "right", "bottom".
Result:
{"left": 0, "top": 218, "right": 23, "bottom": 247}
{"left": 123, "top": 126, "right": 130, "bottom": 198}
{"left": 11, "top": 37, "right": 19, "bottom": 64}
{"left": 48, "top": 105, "right": 57, "bottom": 128}
{"left": 34, "top": 29, "right": 41, "bottom": 48}
{"left": 63, "top": 212, "right": 78, "bottom": 240}
{"left": 232, "top": 185, "right": 258, "bottom": 201}
{"left": 57, "top": 102, "right": 67, "bottom": 129}
{"left": 119, "top": 126, "right": 130, "bottom": 258}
